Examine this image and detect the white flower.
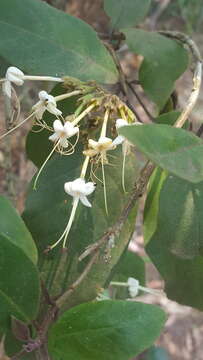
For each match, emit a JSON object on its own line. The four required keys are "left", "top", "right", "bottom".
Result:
{"left": 64, "top": 178, "right": 96, "bottom": 207}
{"left": 32, "top": 90, "right": 62, "bottom": 120}
{"left": 83, "top": 136, "right": 115, "bottom": 158}
{"left": 2, "top": 66, "right": 24, "bottom": 98}
{"left": 127, "top": 277, "right": 164, "bottom": 298}
{"left": 127, "top": 277, "right": 140, "bottom": 298}
{"left": 49, "top": 120, "right": 79, "bottom": 148}
{"left": 112, "top": 118, "right": 129, "bottom": 146}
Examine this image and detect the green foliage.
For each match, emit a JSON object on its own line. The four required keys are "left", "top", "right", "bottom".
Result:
{"left": 0, "top": 0, "right": 118, "bottom": 83}
{"left": 0, "top": 233, "right": 40, "bottom": 332}
{"left": 23, "top": 143, "right": 138, "bottom": 301}
{"left": 144, "top": 168, "right": 167, "bottom": 245}
{"left": 123, "top": 29, "right": 188, "bottom": 109}
{"left": 104, "top": 0, "right": 151, "bottom": 29}
{"left": 0, "top": 196, "right": 37, "bottom": 263}
{"left": 145, "top": 173, "right": 203, "bottom": 310}
{"left": 48, "top": 300, "right": 166, "bottom": 360}
{"left": 120, "top": 124, "right": 203, "bottom": 183}
{"left": 113, "top": 251, "right": 145, "bottom": 284}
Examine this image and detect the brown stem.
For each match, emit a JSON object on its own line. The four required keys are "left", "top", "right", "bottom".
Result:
{"left": 127, "top": 82, "right": 154, "bottom": 121}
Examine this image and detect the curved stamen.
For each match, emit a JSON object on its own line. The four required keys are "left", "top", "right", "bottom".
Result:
{"left": 33, "top": 140, "right": 60, "bottom": 190}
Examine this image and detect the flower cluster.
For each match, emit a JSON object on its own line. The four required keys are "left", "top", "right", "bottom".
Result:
{"left": 0, "top": 66, "right": 137, "bottom": 251}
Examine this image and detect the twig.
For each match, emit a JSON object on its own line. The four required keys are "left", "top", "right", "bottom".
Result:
{"left": 56, "top": 251, "right": 99, "bottom": 307}
{"left": 196, "top": 123, "right": 203, "bottom": 137}
{"left": 104, "top": 42, "right": 128, "bottom": 96}
{"left": 104, "top": 42, "right": 143, "bottom": 122}
{"left": 127, "top": 81, "right": 154, "bottom": 121}
{"left": 159, "top": 31, "right": 202, "bottom": 129}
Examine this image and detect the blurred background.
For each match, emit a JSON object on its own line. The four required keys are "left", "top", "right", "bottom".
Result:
{"left": 0, "top": 1, "right": 203, "bottom": 359}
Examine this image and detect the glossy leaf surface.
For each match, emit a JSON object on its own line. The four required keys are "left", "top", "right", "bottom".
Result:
{"left": 0, "top": 0, "right": 118, "bottom": 83}
{"left": 120, "top": 124, "right": 203, "bottom": 183}
{"left": 48, "top": 300, "right": 166, "bottom": 360}
{"left": 104, "top": 0, "right": 151, "bottom": 29}
{"left": 123, "top": 29, "right": 188, "bottom": 109}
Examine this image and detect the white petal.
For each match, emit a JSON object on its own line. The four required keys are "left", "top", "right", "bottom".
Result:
{"left": 47, "top": 102, "right": 62, "bottom": 117}
{"left": 59, "top": 138, "right": 68, "bottom": 148}
{"left": 82, "top": 182, "right": 96, "bottom": 196}
{"left": 88, "top": 139, "right": 99, "bottom": 150}
{"left": 116, "top": 118, "right": 128, "bottom": 129}
{"left": 79, "top": 195, "right": 92, "bottom": 207}
{"left": 98, "top": 136, "right": 112, "bottom": 146}
{"left": 6, "top": 66, "right": 24, "bottom": 85}
{"left": 64, "top": 122, "right": 79, "bottom": 137}
{"left": 112, "top": 135, "right": 124, "bottom": 146}
{"left": 38, "top": 90, "right": 49, "bottom": 101}
{"left": 2, "top": 80, "right": 12, "bottom": 98}
{"left": 64, "top": 182, "right": 72, "bottom": 195}
{"left": 32, "top": 103, "right": 46, "bottom": 120}
{"left": 53, "top": 119, "right": 64, "bottom": 133}
{"left": 49, "top": 133, "right": 59, "bottom": 142}
{"left": 127, "top": 277, "right": 139, "bottom": 298}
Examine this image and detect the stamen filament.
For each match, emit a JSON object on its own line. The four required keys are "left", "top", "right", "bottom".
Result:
{"left": 33, "top": 140, "right": 60, "bottom": 190}
{"left": 0, "top": 111, "right": 35, "bottom": 140}
{"left": 54, "top": 90, "right": 82, "bottom": 102}
{"left": 72, "top": 103, "right": 96, "bottom": 126}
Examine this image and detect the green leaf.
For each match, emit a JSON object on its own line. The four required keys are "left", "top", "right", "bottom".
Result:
{"left": 155, "top": 111, "right": 180, "bottom": 125}
{"left": 23, "top": 145, "right": 138, "bottom": 303}
{"left": 0, "top": 0, "right": 118, "bottom": 83}
{"left": 123, "top": 29, "right": 188, "bottom": 109}
{"left": 144, "top": 168, "right": 167, "bottom": 245}
{"left": 146, "top": 174, "right": 203, "bottom": 310}
{"left": 0, "top": 234, "right": 40, "bottom": 332}
{"left": 26, "top": 84, "right": 79, "bottom": 167}
{"left": 145, "top": 346, "right": 170, "bottom": 360}
{"left": 104, "top": 0, "right": 151, "bottom": 30}
{"left": 48, "top": 300, "right": 166, "bottom": 360}
{"left": 113, "top": 251, "right": 145, "bottom": 284}
{"left": 120, "top": 124, "right": 203, "bottom": 183}
{"left": 0, "top": 196, "right": 37, "bottom": 264}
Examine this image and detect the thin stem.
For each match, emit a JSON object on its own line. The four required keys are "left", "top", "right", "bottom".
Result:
{"left": 56, "top": 250, "right": 98, "bottom": 307}
{"left": 80, "top": 156, "right": 90, "bottom": 178}
{"left": 100, "top": 108, "right": 109, "bottom": 138}
{"left": 54, "top": 90, "right": 82, "bottom": 102}
{"left": 62, "top": 198, "right": 79, "bottom": 248}
{"left": 101, "top": 154, "right": 108, "bottom": 215}
{"left": 33, "top": 140, "right": 60, "bottom": 190}
{"left": 122, "top": 145, "right": 127, "bottom": 193}
{"left": 110, "top": 281, "right": 128, "bottom": 287}
{"left": 175, "top": 62, "right": 202, "bottom": 128}
{"left": 72, "top": 103, "right": 96, "bottom": 126}
{"left": 127, "top": 82, "right": 154, "bottom": 121}
{"left": 23, "top": 75, "right": 63, "bottom": 82}
{"left": 159, "top": 31, "right": 202, "bottom": 129}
